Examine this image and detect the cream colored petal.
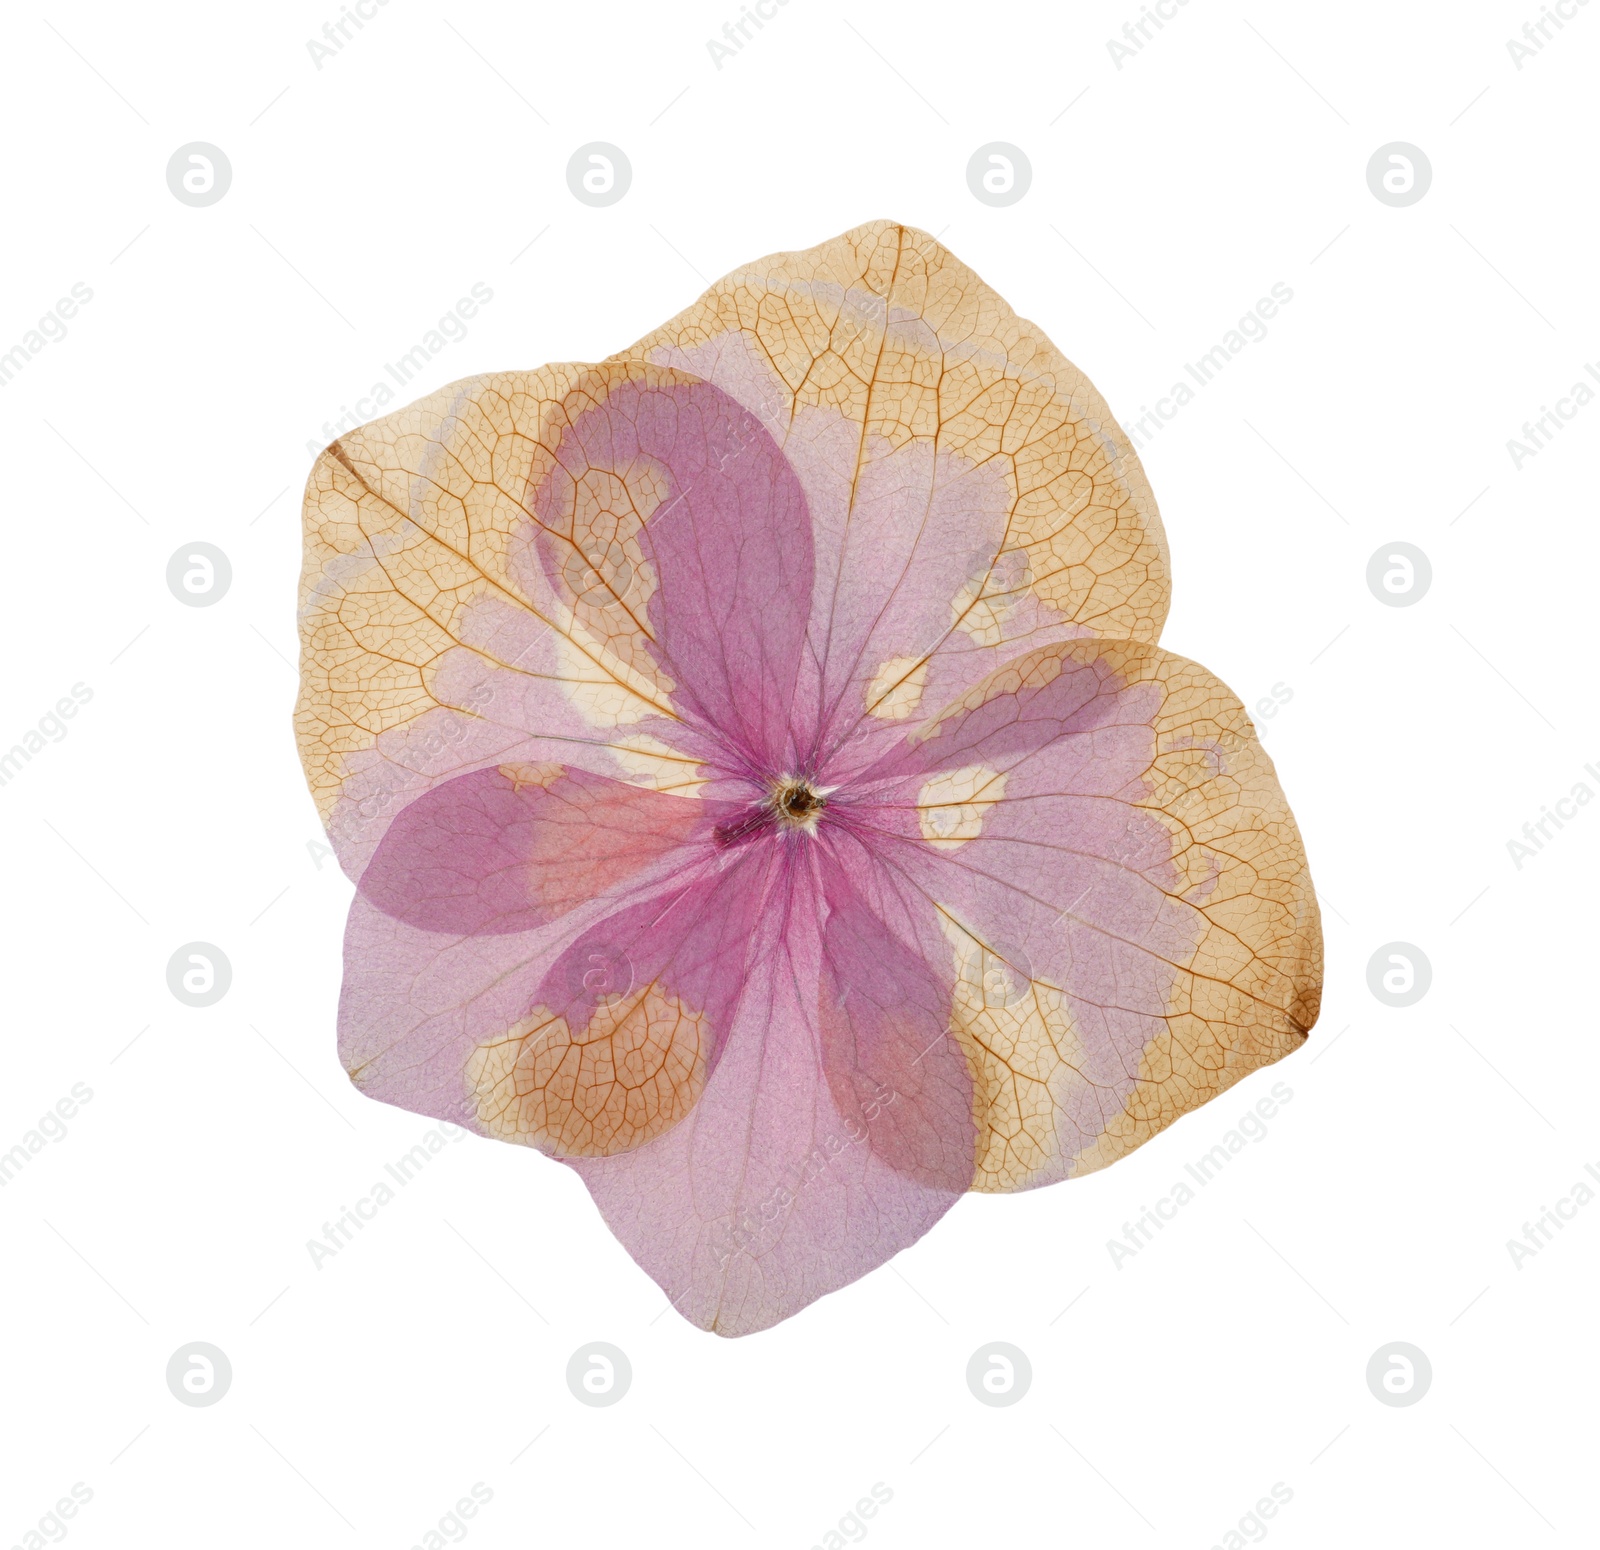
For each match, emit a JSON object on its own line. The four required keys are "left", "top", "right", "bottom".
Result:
{"left": 865, "top": 655, "right": 929, "bottom": 720}
{"left": 917, "top": 764, "right": 1008, "bottom": 850}
{"left": 467, "top": 982, "right": 709, "bottom": 1157}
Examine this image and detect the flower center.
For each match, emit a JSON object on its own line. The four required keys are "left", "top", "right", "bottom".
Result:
{"left": 712, "top": 775, "right": 829, "bottom": 848}
{"left": 773, "top": 776, "right": 825, "bottom": 830}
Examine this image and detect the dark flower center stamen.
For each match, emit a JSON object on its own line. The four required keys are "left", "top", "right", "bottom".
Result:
{"left": 776, "top": 779, "right": 823, "bottom": 823}
{"left": 714, "top": 777, "right": 827, "bottom": 848}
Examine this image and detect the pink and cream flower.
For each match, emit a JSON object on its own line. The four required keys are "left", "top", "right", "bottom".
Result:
{"left": 296, "top": 221, "right": 1322, "bottom": 1335}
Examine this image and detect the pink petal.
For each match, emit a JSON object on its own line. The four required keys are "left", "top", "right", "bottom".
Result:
{"left": 526, "top": 373, "right": 815, "bottom": 774}
{"left": 630, "top": 224, "right": 1171, "bottom": 777}
{"left": 855, "top": 637, "right": 1320, "bottom": 1192}
{"left": 339, "top": 828, "right": 752, "bottom": 1150}
{"left": 356, "top": 761, "right": 709, "bottom": 935}
{"left": 572, "top": 863, "right": 974, "bottom": 1336}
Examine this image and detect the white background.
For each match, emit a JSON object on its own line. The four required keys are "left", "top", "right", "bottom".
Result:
{"left": 2, "top": 1, "right": 1596, "bottom": 1545}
